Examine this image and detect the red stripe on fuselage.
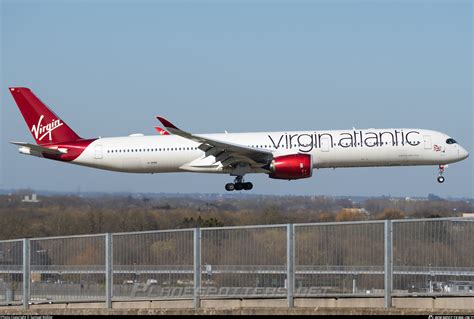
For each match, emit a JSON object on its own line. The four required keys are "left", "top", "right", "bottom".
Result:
{"left": 42, "top": 138, "right": 97, "bottom": 161}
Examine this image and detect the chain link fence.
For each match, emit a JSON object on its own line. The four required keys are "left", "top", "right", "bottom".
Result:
{"left": 29, "top": 234, "right": 106, "bottom": 303}
{"left": 201, "top": 225, "right": 288, "bottom": 298}
{"left": 0, "top": 218, "right": 473, "bottom": 308}
{"left": 295, "top": 221, "right": 385, "bottom": 296}
{"left": 112, "top": 229, "right": 194, "bottom": 300}
{"left": 0, "top": 240, "right": 23, "bottom": 304}
{"left": 392, "top": 219, "right": 474, "bottom": 295}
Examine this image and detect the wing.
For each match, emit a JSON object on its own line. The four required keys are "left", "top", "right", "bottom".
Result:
{"left": 10, "top": 141, "right": 67, "bottom": 155}
{"left": 156, "top": 116, "right": 273, "bottom": 168}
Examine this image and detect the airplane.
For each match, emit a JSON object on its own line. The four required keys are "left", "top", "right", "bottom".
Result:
{"left": 9, "top": 87, "right": 469, "bottom": 191}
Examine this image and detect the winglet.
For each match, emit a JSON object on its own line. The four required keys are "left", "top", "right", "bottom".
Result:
{"left": 156, "top": 116, "right": 178, "bottom": 130}
{"left": 154, "top": 126, "right": 170, "bottom": 135}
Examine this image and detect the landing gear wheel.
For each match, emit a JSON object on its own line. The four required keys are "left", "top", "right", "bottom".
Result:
{"left": 226, "top": 176, "right": 253, "bottom": 191}
{"left": 437, "top": 165, "right": 447, "bottom": 184}
{"left": 243, "top": 182, "right": 253, "bottom": 190}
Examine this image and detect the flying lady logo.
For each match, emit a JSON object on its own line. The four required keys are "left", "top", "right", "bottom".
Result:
{"left": 433, "top": 144, "right": 442, "bottom": 152}
{"left": 31, "top": 115, "right": 64, "bottom": 142}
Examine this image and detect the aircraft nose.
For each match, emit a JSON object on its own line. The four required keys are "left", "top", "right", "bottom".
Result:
{"left": 458, "top": 146, "right": 469, "bottom": 160}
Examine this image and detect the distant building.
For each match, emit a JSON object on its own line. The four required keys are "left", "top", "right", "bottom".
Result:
{"left": 462, "top": 213, "right": 474, "bottom": 218}
{"left": 443, "top": 281, "right": 474, "bottom": 293}
{"left": 340, "top": 208, "right": 370, "bottom": 217}
{"left": 22, "top": 194, "right": 39, "bottom": 203}
{"left": 427, "top": 193, "right": 443, "bottom": 201}
{"left": 421, "top": 280, "right": 474, "bottom": 293}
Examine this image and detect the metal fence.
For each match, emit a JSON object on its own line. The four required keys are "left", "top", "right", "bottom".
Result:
{"left": 0, "top": 218, "right": 473, "bottom": 309}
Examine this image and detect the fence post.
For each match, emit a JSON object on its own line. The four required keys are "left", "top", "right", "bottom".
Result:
{"left": 193, "top": 228, "right": 201, "bottom": 309}
{"left": 287, "top": 224, "right": 295, "bottom": 308}
{"left": 384, "top": 220, "right": 393, "bottom": 308}
{"left": 22, "top": 238, "right": 30, "bottom": 310}
{"left": 105, "top": 233, "right": 113, "bottom": 309}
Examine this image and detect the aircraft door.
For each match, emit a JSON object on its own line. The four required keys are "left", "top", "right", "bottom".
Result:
{"left": 321, "top": 137, "right": 330, "bottom": 152}
{"left": 94, "top": 145, "right": 103, "bottom": 159}
{"left": 423, "top": 135, "right": 432, "bottom": 150}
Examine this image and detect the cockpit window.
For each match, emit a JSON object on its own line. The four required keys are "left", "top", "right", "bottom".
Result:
{"left": 446, "top": 138, "right": 457, "bottom": 144}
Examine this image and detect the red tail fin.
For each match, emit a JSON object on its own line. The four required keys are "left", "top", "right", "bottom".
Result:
{"left": 9, "top": 87, "right": 81, "bottom": 145}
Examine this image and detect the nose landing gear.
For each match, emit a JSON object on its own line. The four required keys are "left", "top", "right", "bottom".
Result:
{"left": 437, "top": 165, "right": 447, "bottom": 183}
{"left": 225, "top": 176, "right": 253, "bottom": 191}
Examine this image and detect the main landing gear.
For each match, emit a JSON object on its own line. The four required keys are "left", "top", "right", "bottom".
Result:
{"left": 225, "top": 176, "right": 253, "bottom": 191}
{"left": 437, "top": 164, "right": 447, "bottom": 183}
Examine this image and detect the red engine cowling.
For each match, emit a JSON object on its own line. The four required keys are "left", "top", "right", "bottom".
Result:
{"left": 268, "top": 154, "right": 313, "bottom": 180}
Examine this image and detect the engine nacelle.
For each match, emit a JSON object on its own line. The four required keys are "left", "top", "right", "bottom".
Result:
{"left": 268, "top": 154, "right": 313, "bottom": 180}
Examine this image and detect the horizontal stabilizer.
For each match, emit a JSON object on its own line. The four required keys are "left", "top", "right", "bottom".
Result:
{"left": 10, "top": 141, "right": 67, "bottom": 155}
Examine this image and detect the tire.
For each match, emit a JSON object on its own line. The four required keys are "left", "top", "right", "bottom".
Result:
{"left": 243, "top": 182, "right": 253, "bottom": 190}
{"left": 225, "top": 183, "right": 235, "bottom": 191}
{"left": 437, "top": 176, "right": 445, "bottom": 183}
{"left": 234, "top": 183, "right": 244, "bottom": 191}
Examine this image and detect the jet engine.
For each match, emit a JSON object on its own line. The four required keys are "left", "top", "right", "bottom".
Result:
{"left": 268, "top": 154, "right": 313, "bottom": 180}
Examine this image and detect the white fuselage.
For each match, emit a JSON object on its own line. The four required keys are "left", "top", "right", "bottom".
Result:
{"left": 72, "top": 128, "right": 468, "bottom": 174}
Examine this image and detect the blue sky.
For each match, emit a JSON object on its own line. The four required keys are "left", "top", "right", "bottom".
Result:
{"left": 1, "top": 0, "right": 472, "bottom": 197}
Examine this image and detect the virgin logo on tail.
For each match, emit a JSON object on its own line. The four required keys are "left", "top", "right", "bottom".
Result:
{"left": 31, "top": 115, "right": 64, "bottom": 142}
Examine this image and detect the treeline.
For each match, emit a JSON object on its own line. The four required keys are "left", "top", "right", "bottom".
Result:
{"left": 0, "top": 192, "right": 472, "bottom": 240}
